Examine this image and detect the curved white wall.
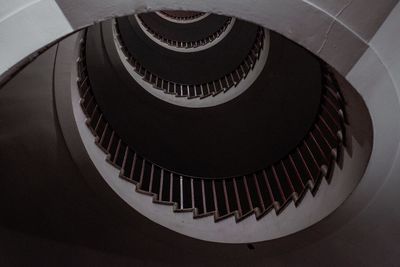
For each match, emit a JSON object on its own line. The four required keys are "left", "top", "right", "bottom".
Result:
{"left": 0, "top": 0, "right": 72, "bottom": 83}
{"left": 0, "top": 0, "right": 397, "bottom": 81}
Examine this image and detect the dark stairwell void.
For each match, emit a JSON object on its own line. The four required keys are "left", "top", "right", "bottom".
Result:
{"left": 85, "top": 20, "right": 322, "bottom": 179}
{"left": 70, "top": 11, "right": 357, "bottom": 223}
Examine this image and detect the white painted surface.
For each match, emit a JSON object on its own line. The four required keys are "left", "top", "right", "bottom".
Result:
{"left": 0, "top": 0, "right": 72, "bottom": 78}
{"left": 0, "top": 0, "right": 396, "bottom": 79}
{"left": 1, "top": 0, "right": 388, "bottom": 79}
{"left": 54, "top": 0, "right": 370, "bottom": 73}
{"left": 344, "top": 2, "right": 400, "bottom": 209}
{"left": 305, "top": 0, "right": 399, "bottom": 41}
{"left": 370, "top": 2, "right": 400, "bottom": 92}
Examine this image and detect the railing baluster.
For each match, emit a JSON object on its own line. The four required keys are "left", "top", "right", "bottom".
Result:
{"left": 158, "top": 169, "right": 164, "bottom": 201}
{"left": 169, "top": 173, "right": 173, "bottom": 203}
{"left": 120, "top": 146, "right": 129, "bottom": 176}
{"left": 281, "top": 161, "right": 296, "bottom": 194}
{"left": 243, "top": 176, "right": 254, "bottom": 211}
{"left": 222, "top": 180, "right": 230, "bottom": 214}
{"left": 233, "top": 178, "right": 243, "bottom": 217}
{"left": 271, "top": 166, "right": 287, "bottom": 202}
{"left": 191, "top": 178, "right": 195, "bottom": 210}
{"left": 253, "top": 174, "right": 265, "bottom": 211}
{"left": 201, "top": 179, "right": 207, "bottom": 213}
{"left": 296, "top": 148, "right": 315, "bottom": 182}
{"left": 129, "top": 153, "right": 137, "bottom": 180}
{"left": 149, "top": 164, "right": 155, "bottom": 192}
{"left": 180, "top": 176, "right": 183, "bottom": 210}
{"left": 212, "top": 180, "right": 219, "bottom": 218}
{"left": 113, "top": 139, "right": 122, "bottom": 164}
{"left": 288, "top": 155, "right": 305, "bottom": 189}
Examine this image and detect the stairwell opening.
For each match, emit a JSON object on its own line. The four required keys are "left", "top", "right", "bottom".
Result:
{"left": 53, "top": 11, "right": 373, "bottom": 243}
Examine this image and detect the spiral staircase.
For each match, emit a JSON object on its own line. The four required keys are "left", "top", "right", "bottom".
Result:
{"left": 0, "top": 1, "right": 399, "bottom": 266}
{"left": 77, "top": 23, "right": 347, "bottom": 221}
